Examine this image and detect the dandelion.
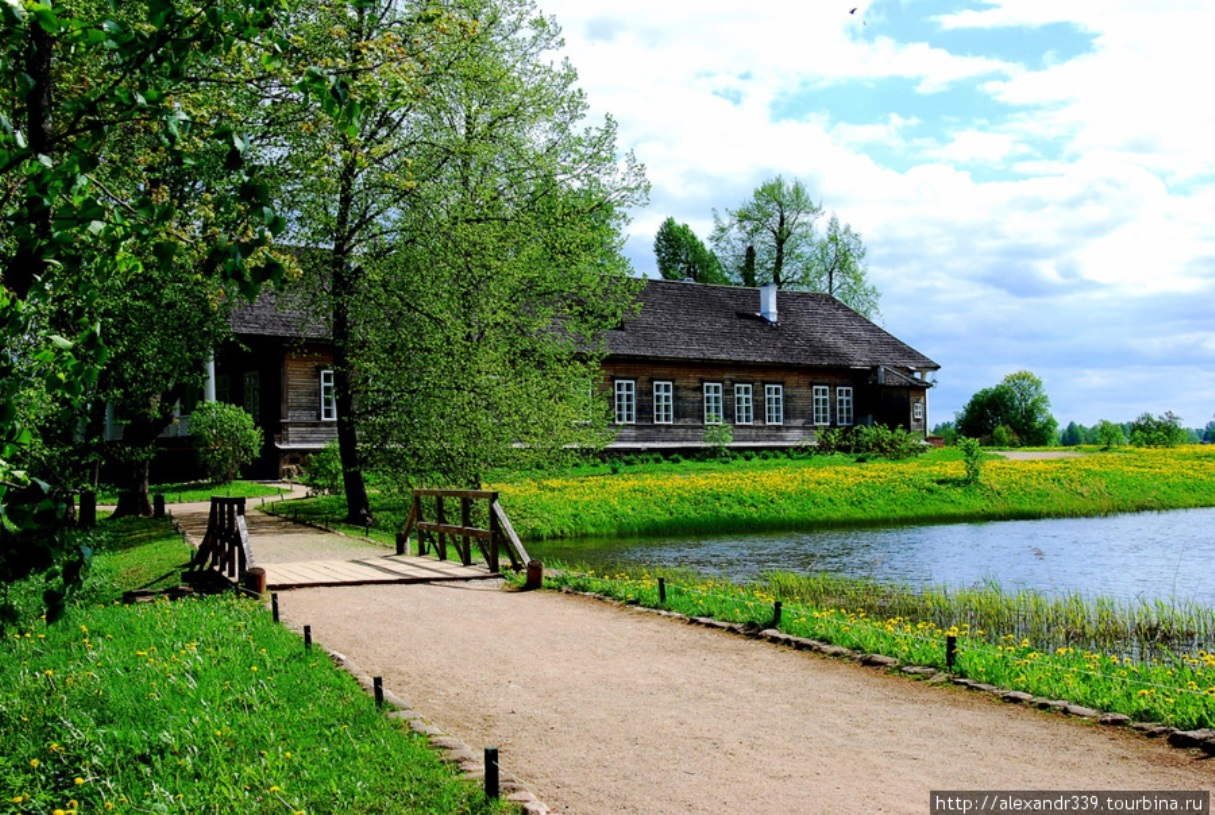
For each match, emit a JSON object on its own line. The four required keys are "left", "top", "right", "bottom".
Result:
{"left": 269, "top": 785, "right": 282, "bottom": 793}
{"left": 74, "top": 777, "right": 84, "bottom": 786}
{"left": 30, "top": 758, "right": 40, "bottom": 769}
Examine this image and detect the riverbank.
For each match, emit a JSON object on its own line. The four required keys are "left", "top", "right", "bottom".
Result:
{"left": 274, "top": 446, "right": 1215, "bottom": 543}
{"left": 497, "top": 446, "right": 1215, "bottom": 540}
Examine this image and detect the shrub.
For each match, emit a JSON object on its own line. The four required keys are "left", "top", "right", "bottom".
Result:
{"left": 815, "top": 426, "right": 852, "bottom": 455}
{"left": 190, "top": 402, "right": 262, "bottom": 483}
{"left": 303, "top": 440, "right": 344, "bottom": 495}
{"left": 990, "top": 424, "right": 1019, "bottom": 448}
{"left": 703, "top": 420, "right": 734, "bottom": 461}
{"left": 669, "top": 454, "right": 685, "bottom": 464}
{"left": 957, "top": 436, "right": 983, "bottom": 484}
{"left": 852, "top": 424, "right": 925, "bottom": 461}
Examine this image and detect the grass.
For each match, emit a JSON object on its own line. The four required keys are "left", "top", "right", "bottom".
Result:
{"left": 528, "top": 565, "right": 1215, "bottom": 730}
{"left": 494, "top": 445, "right": 1215, "bottom": 540}
{"left": 0, "top": 521, "right": 509, "bottom": 815}
{"left": 95, "top": 480, "right": 289, "bottom": 505}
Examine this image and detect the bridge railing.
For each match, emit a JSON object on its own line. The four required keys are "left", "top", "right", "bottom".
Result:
{"left": 188, "top": 496, "right": 256, "bottom": 583}
{"left": 397, "top": 489, "right": 530, "bottom": 573}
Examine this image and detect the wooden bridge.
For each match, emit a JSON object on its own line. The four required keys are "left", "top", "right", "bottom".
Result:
{"left": 187, "top": 490, "right": 532, "bottom": 592}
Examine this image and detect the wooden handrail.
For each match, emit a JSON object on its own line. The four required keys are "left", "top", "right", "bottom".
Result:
{"left": 399, "top": 490, "right": 530, "bottom": 573}
{"left": 189, "top": 497, "right": 255, "bottom": 583}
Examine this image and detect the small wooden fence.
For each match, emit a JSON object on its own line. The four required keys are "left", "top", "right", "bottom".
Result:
{"left": 188, "top": 496, "right": 255, "bottom": 584}
{"left": 398, "top": 490, "right": 530, "bottom": 574}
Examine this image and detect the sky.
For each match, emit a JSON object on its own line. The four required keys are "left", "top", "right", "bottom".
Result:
{"left": 535, "top": 0, "right": 1215, "bottom": 431}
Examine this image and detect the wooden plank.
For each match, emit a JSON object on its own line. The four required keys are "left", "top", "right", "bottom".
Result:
{"left": 416, "top": 522, "right": 493, "bottom": 540}
{"left": 413, "top": 488, "right": 498, "bottom": 500}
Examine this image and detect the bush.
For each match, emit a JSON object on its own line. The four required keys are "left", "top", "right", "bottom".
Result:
{"left": 703, "top": 421, "right": 734, "bottom": 461}
{"left": 1129, "top": 412, "right": 1187, "bottom": 448}
{"left": 190, "top": 403, "right": 262, "bottom": 483}
{"left": 303, "top": 440, "right": 344, "bottom": 495}
{"left": 852, "top": 424, "right": 925, "bottom": 461}
{"left": 815, "top": 426, "right": 852, "bottom": 455}
{"left": 990, "top": 424, "right": 1019, "bottom": 448}
{"left": 957, "top": 436, "right": 983, "bottom": 484}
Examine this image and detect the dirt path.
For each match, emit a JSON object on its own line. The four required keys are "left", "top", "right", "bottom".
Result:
{"left": 281, "top": 582, "right": 1213, "bottom": 815}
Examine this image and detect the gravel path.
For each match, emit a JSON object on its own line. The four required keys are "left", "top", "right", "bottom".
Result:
{"left": 281, "top": 582, "right": 1214, "bottom": 815}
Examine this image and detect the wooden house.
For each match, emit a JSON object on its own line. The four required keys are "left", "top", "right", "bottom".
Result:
{"left": 206, "top": 277, "right": 938, "bottom": 475}
{"left": 601, "top": 280, "right": 939, "bottom": 451}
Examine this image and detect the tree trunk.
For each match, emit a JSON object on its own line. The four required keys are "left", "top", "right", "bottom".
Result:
{"left": 330, "top": 145, "right": 373, "bottom": 527}
{"left": 112, "top": 456, "right": 153, "bottom": 518}
{"left": 108, "top": 404, "right": 174, "bottom": 519}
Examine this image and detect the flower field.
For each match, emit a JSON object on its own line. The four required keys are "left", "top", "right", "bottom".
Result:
{"left": 495, "top": 447, "right": 1215, "bottom": 540}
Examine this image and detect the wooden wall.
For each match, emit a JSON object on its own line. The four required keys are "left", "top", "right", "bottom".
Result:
{"left": 601, "top": 358, "right": 928, "bottom": 446}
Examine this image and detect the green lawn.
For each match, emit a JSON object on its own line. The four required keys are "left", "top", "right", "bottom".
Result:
{"left": 95, "top": 480, "right": 289, "bottom": 505}
{"left": 1, "top": 521, "right": 510, "bottom": 815}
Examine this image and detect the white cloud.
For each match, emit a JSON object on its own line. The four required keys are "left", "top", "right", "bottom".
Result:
{"left": 535, "top": 0, "right": 1215, "bottom": 426}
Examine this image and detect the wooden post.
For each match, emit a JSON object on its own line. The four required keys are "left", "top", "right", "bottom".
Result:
{"left": 488, "top": 506, "right": 502, "bottom": 574}
{"left": 435, "top": 496, "right": 447, "bottom": 561}
{"left": 79, "top": 491, "right": 96, "bottom": 528}
{"left": 658, "top": 577, "right": 667, "bottom": 604}
{"left": 460, "top": 497, "right": 472, "bottom": 566}
{"left": 772, "top": 600, "right": 782, "bottom": 628}
{"left": 946, "top": 635, "right": 957, "bottom": 671}
{"left": 244, "top": 567, "right": 267, "bottom": 597}
{"left": 304, "top": 625, "right": 312, "bottom": 650}
{"left": 412, "top": 493, "right": 423, "bottom": 555}
{"left": 525, "top": 559, "right": 543, "bottom": 590}
{"left": 373, "top": 676, "right": 384, "bottom": 708}
{"left": 271, "top": 593, "right": 280, "bottom": 623}
{"left": 484, "top": 747, "right": 499, "bottom": 799}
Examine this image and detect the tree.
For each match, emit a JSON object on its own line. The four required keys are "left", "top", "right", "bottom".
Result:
{"left": 1204, "top": 420, "right": 1215, "bottom": 444}
{"left": 1128, "top": 412, "right": 1187, "bottom": 448}
{"left": 956, "top": 371, "right": 1057, "bottom": 446}
{"left": 349, "top": 0, "right": 647, "bottom": 490}
{"left": 1060, "top": 421, "right": 1083, "bottom": 447}
{"left": 653, "top": 218, "right": 727, "bottom": 284}
{"left": 711, "top": 175, "right": 820, "bottom": 289}
{"left": 806, "top": 214, "right": 880, "bottom": 320}
{"left": 1095, "top": 419, "right": 1125, "bottom": 450}
{"left": 1, "top": 0, "right": 288, "bottom": 625}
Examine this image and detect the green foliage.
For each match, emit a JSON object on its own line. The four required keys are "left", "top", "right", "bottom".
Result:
{"left": 711, "top": 175, "right": 821, "bottom": 289}
{"left": 806, "top": 214, "right": 880, "bottom": 319}
{"left": 190, "top": 403, "right": 263, "bottom": 484}
{"left": 990, "top": 424, "right": 1018, "bottom": 448}
{"left": 931, "top": 421, "right": 959, "bottom": 446}
{"left": 303, "top": 440, "right": 345, "bottom": 496}
{"left": 1, "top": 0, "right": 286, "bottom": 614}
{"left": 703, "top": 420, "right": 734, "bottom": 460}
{"left": 813, "top": 425, "right": 923, "bottom": 460}
{"left": 957, "top": 370, "right": 1058, "bottom": 446}
{"left": 654, "top": 217, "right": 727, "bottom": 283}
{"left": 957, "top": 436, "right": 983, "bottom": 484}
{"left": 1096, "top": 419, "right": 1126, "bottom": 450}
{"left": 852, "top": 424, "right": 924, "bottom": 460}
{"left": 1129, "top": 411, "right": 1188, "bottom": 448}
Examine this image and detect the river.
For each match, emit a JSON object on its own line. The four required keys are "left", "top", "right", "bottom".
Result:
{"left": 527, "top": 507, "right": 1215, "bottom": 605}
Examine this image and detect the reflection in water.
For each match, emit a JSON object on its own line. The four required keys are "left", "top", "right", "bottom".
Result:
{"left": 528, "top": 508, "right": 1215, "bottom": 605}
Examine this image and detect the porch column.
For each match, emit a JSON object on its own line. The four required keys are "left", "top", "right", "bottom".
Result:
{"left": 204, "top": 352, "right": 217, "bottom": 402}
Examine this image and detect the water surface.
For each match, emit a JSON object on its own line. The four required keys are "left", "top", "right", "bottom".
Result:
{"left": 528, "top": 508, "right": 1215, "bottom": 605}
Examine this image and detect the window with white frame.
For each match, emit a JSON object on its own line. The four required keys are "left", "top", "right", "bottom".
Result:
{"left": 244, "top": 372, "right": 260, "bottom": 424}
{"left": 614, "top": 379, "right": 636, "bottom": 424}
{"left": 703, "top": 382, "right": 723, "bottom": 424}
{"left": 215, "top": 374, "right": 230, "bottom": 404}
{"left": 320, "top": 369, "right": 337, "bottom": 421}
{"left": 653, "top": 381, "right": 674, "bottom": 424}
{"left": 837, "top": 387, "right": 854, "bottom": 427}
{"left": 734, "top": 384, "right": 753, "bottom": 425}
{"left": 765, "top": 384, "right": 784, "bottom": 425}
{"left": 913, "top": 400, "right": 924, "bottom": 421}
{"left": 813, "top": 385, "right": 831, "bottom": 425}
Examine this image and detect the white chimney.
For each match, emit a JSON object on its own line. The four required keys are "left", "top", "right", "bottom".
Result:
{"left": 760, "top": 283, "right": 778, "bottom": 324}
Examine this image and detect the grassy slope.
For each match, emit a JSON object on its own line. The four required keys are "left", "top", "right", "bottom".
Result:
{"left": 0, "top": 521, "right": 507, "bottom": 815}
{"left": 495, "top": 446, "right": 1215, "bottom": 540}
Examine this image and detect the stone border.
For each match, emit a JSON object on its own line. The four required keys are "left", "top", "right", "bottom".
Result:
{"left": 558, "top": 587, "right": 1215, "bottom": 759}
{"left": 277, "top": 617, "right": 551, "bottom": 814}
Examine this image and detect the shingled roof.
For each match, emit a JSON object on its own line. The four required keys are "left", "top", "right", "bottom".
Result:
{"left": 605, "top": 280, "right": 938, "bottom": 372}
{"left": 228, "top": 287, "right": 330, "bottom": 341}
